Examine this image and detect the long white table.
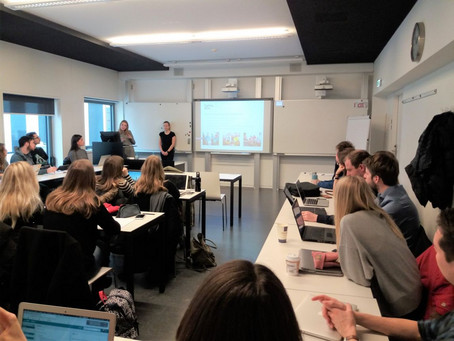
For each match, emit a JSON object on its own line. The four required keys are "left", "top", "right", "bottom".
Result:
{"left": 256, "top": 172, "right": 388, "bottom": 340}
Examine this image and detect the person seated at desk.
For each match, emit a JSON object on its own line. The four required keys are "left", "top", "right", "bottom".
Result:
{"left": 26, "top": 132, "right": 49, "bottom": 166}
{"left": 0, "top": 143, "right": 9, "bottom": 175}
{"left": 96, "top": 155, "right": 135, "bottom": 205}
{"left": 66, "top": 134, "right": 89, "bottom": 164}
{"left": 44, "top": 159, "right": 120, "bottom": 278}
{"left": 363, "top": 151, "right": 430, "bottom": 257}
{"left": 314, "top": 208, "right": 454, "bottom": 340}
{"left": 316, "top": 140, "right": 354, "bottom": 189}
{"left": 303, "top": 147, "right": 361, "bottom": 225}
{"left": 334, "top": 176, "right": 421, "bottom": 318}
{"left": 0, "top": 162, "right": 43, "bottom": 309}
{"left": 10, "top": 136, "right": 56, "bottom": 174}
{"left": 177, "top": 260, "right": 302, "bottom": 341}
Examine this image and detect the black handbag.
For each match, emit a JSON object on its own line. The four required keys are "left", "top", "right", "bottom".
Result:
{"left": 285, "top": 181, "right": 320, "bottom": 197}
{"left": 116, "top": 204, "right": 141, "bottom": 218}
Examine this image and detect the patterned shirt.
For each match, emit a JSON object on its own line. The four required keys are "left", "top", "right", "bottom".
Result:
{"left": 418, "top": 310, "right": 454, "bottom": 340}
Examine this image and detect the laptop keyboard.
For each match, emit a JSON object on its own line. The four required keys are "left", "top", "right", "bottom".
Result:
{"left": 305, "top": 198, "right": 318, "bottom": 205}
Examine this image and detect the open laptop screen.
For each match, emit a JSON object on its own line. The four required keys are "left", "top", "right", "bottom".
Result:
{"left": 165, "top": 174, "right": 188, "bottom": 190}
{"left": 19, "top": 303, "right": 115, "bottom": 341}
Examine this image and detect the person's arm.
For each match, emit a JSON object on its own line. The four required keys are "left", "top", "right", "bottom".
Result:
{"left": 312, "top": 295, "right": 421, "bottom": 340}
{"left": 159, "top": 134, "right": 166, "bottom": 155}
{"left": 118, "top": 174, "right": 135, "bottom": 198}
{"left": 97, "top": 205, "right": 121, "bottom": 235}
{"left": 129, "top": 131, "right": 135, "bottom": 145}
{"left": 317, "top": 179, "right": 333, "bottom": 189}
{"left": 0, "top": 307, "right": 26, "bottom": 341}
{"left": 167, "top": 134, "right": 176, "bottom": 153}
{"left": 317, "top": 214, "right": 335, "bottom": 225}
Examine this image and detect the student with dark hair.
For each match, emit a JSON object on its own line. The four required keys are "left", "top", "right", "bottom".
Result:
{"left": 10, "top": 136, "right": 56, "bottom": 174}
{"left": 26, "top": 132, "right": 49, "bottom": 165}
{"left": 176, "top": 260, "right": 302, "bottom": 341}
{"left": 0, "top": 143, "right": 8, "bottom": 174}
{"left": 96, "top": 155, "right": 135, "bottom": 205}
{"left": 67, "top": 134, "right": 88, "bottom": 163}
{"left": 344, "top": 149, "right": 370, "bottom": 177}
{"left": 44, "top": 159, "right": 120, "bottom": 278}
{"left": 317, "top": 140, "right": 354, "bottom": 189}
{"left": 314, "top": 208, "right": 454, "bottom": 340}
{"left": 363, "top": 151, "right": 427, "bottom": 256}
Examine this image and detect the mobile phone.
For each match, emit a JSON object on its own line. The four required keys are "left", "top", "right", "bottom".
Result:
{"left": 135, "top": 214, "right": 145, "bottom": 219}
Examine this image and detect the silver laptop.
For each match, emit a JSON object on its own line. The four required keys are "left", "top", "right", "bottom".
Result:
{"left": 299, "top": 249, "right": 343, "bottom": 277}
{"left": 32, "top": 164, "right": 41, "bottom": 175}
{"left": 165, "top": 174, "right": 190, "bottom": 193}
{"left": 296, "top": 179, "right": 329, "bottom": 207}
{"left": 284, "top": 186, "right": 327, "bottom": 215}
{"left": 18, "top": 302, "right": 116, "bottom": 341}
{"left": 98, "top": 154, "right": 110, "bottom": 166}
{"left": 292, "top": 199, "right": 336, "bottom": 244}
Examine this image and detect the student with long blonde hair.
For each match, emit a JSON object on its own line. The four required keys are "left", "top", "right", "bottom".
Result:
{"left": 118, "top": 120, "right": 135, "bottom": 158}
{"left": 0, "top": 161, "right": 43, "bottom": 231}
{"left": 96, "top": 155, "right": 135, "bottom": 205}
{"left": 334, "top": 176, "right": 421, "bottom": 318}
{"left": 44, "top": 159, "right": 120, "bottom": 277}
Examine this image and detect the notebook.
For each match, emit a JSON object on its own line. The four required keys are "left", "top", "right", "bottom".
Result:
{"left": 18, "top": 302, "right": 116, "bottom": 341}
{"left": 299, "top": 249, "right": 343, "bottom": 276}
{"left": 295, "top": 295, "right": 342, "bottom": 340}
{"left": 296, "top": 179, "right": 329, "bottom": 207}
{"left": 283, "top": 186, "right": 327, "bottom": 215}
{"left": 292, "top": 200, "right": 336, "bottom": 244}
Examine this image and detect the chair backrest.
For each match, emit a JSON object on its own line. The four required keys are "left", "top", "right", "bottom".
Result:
{"left": 10, "top": 227, "right": 93, "bottom": 313}
{"left": 200, "top": 172, "right": 221, "bottom": 200}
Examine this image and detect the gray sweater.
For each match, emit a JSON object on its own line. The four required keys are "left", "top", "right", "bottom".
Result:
{"left": 67, "top": 149, "right": 88, "bottom": 163}
{"left": 339, "top": 210, "right": 421, "bottom": 317}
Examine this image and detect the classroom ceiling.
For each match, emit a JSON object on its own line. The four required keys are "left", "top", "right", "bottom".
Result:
{"left": 0, "top": 0, "right": 416, "bottom": 72}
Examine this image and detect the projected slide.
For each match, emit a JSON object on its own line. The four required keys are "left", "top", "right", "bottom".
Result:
{"left": 195, "top": 100, "right": 272, "bottom": 153}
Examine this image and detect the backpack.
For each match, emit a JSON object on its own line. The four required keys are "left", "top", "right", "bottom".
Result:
{"left": 97, "top": 288, "right": 139, "bottom": 338}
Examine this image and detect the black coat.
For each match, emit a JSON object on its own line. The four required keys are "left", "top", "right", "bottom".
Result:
{"left": 405, "top": 111, "right": 454, "bottom": 209}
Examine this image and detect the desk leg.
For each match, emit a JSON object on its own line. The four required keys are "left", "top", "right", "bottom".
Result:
{"left": 230, "top": 181, "right": 234, "bottom": 227}
{"left": 184, "top": 201, "right": 191, "bottom": 265}
{"left": 238, "top": 176, "right": 242, "bottom": 219}
{"left": 201, "top": 192, "right": 206, "bottom": 237}
{"left": 124, "top": 234, "right": 135, "bottom": 298}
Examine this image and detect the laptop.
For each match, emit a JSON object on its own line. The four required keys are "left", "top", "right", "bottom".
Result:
{"left": 18, "top": 302, "right": 116, "bottom": 341}
{"left": 283, "top": 186, "right": 327, "bottom": 215}
{"left": 128, "top": 170, "right": 141, "bottom": 181}
{"left": 295, "top": 295, "right": 343, "bottom": 340}
{"left": 98, "top": 154, "right": 110, "bottom": 166}
{"left": 165, "top": 174, "right": 191, "bottom": 194}
{"left": 32, "top": 164, "right": 41, "bottom": 175}
{"left": 296, "top": 179, "right": 329, "bottom": 207}
{"left": 298, "top": 249, "right": 343, "bottom": 277}
{"left": 292, "top": 200, "right": 336, "bottom": 244}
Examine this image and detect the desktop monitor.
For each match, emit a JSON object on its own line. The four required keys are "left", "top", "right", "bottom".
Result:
{"left": 92, "top": 141, "right": 124, "bottom": 164}
{"left": 100, "top": 131, "right": 121, "bottom": 143}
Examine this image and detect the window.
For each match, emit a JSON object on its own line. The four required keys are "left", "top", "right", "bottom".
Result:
{"left": 2, "top": 94, "right": 54, "bottom": 160}
{"left": 84, "top": 99, "right": 115, "bottom": 148}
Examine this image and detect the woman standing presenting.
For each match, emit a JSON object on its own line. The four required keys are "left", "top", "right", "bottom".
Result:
{"left": 159, "top": 121, "right": 176, "bottom": 164}
{"left": 119, "top": 120, "right": 135, "bottom": 158}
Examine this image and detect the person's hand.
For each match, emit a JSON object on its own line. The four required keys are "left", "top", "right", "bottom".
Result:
{"left": 0, "top": 307, "right": 26, "bottom": 341}
{"left": 122, "top": 167, "right": 129, "bottom": 176}
{"left": 46, "top": 166, "right": 57, "bottom": 174}
{"left": 311, "top": 179, "right": 320, "bottom": 185}
{"left": 312, "top": 295, "right": 357, "bottom": 337}
{"left": 335, "top": 165, "right": 345, "bottom": 179}
{"left": 162, "top": 151, "right": 168, "bottom": 156}
{"left": 302, "top": 211, "right": 318, "bottom": 222}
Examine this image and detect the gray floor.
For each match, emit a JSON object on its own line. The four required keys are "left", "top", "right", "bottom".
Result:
{"left": 119, "top": 187, "right": 285, "bottom": 341}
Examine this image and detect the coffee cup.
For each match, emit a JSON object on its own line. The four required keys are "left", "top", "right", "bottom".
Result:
{"left": 276, "top": 223, "right": 288, "bottom": 243}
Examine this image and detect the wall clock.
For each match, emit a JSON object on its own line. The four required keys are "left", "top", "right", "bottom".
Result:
{"left": 411, "top": 22, "right": 425, "bottom": 62}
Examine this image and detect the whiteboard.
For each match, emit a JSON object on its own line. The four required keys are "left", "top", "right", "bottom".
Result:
{"left": 124, "top": 102, "right": 192, "bottom": 152}
{"left": 346, "top": 116, "right": 371, "bottom": 150}
{"left": 273, "top": 99, "right": 368, "bottom": 155}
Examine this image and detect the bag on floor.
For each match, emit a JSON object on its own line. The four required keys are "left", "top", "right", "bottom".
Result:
{"left": 191, "top": 233, "right": 217, "bottom": 269}
{"left": 97, "top": 288, "right": 139, "bottom": 339}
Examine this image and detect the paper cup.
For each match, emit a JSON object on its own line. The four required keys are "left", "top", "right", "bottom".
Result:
{"left": 276, "top": 223, "right": 288, "bottom": 243}
{"left": 286, "top": 254, "right": 300, "bottom": 276}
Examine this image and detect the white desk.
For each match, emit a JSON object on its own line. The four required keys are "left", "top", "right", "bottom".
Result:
{"left": 256, "top": 172, "right": 388, "bottom": 340}
{"left": 38, "top": 165, "right": 103, "bottom": 182}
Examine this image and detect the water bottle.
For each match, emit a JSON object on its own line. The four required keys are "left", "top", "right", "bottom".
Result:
{"left": 311, "top": 172, "right": 318, "bottom": 181}
{"left": 195, "top": 172, "right": 201, "bottom": 192}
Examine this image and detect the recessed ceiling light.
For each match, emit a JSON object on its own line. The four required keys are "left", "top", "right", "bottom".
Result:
{"left": 3, "top": 0, "right": 113, "bottom": 10}
{"left": 108, "top": 27, "right": 294, "bottom": 46}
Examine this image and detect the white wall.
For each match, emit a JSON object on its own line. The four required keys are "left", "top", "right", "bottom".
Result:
{"left": 120, "top": 69, "right": 371, "bottom": 188}
{"left": 0, "top": 41, "right": 122, "bottom": 164}
{"left": 372, "top": 0, "right": 454, "bottom": 238}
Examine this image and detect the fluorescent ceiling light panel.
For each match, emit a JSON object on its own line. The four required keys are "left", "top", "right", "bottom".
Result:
{"left": 3, "top": 0, "right": 112, "bottom": 10}
{"left": 108, "top": 27, "right": 294, "bottom": 46}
